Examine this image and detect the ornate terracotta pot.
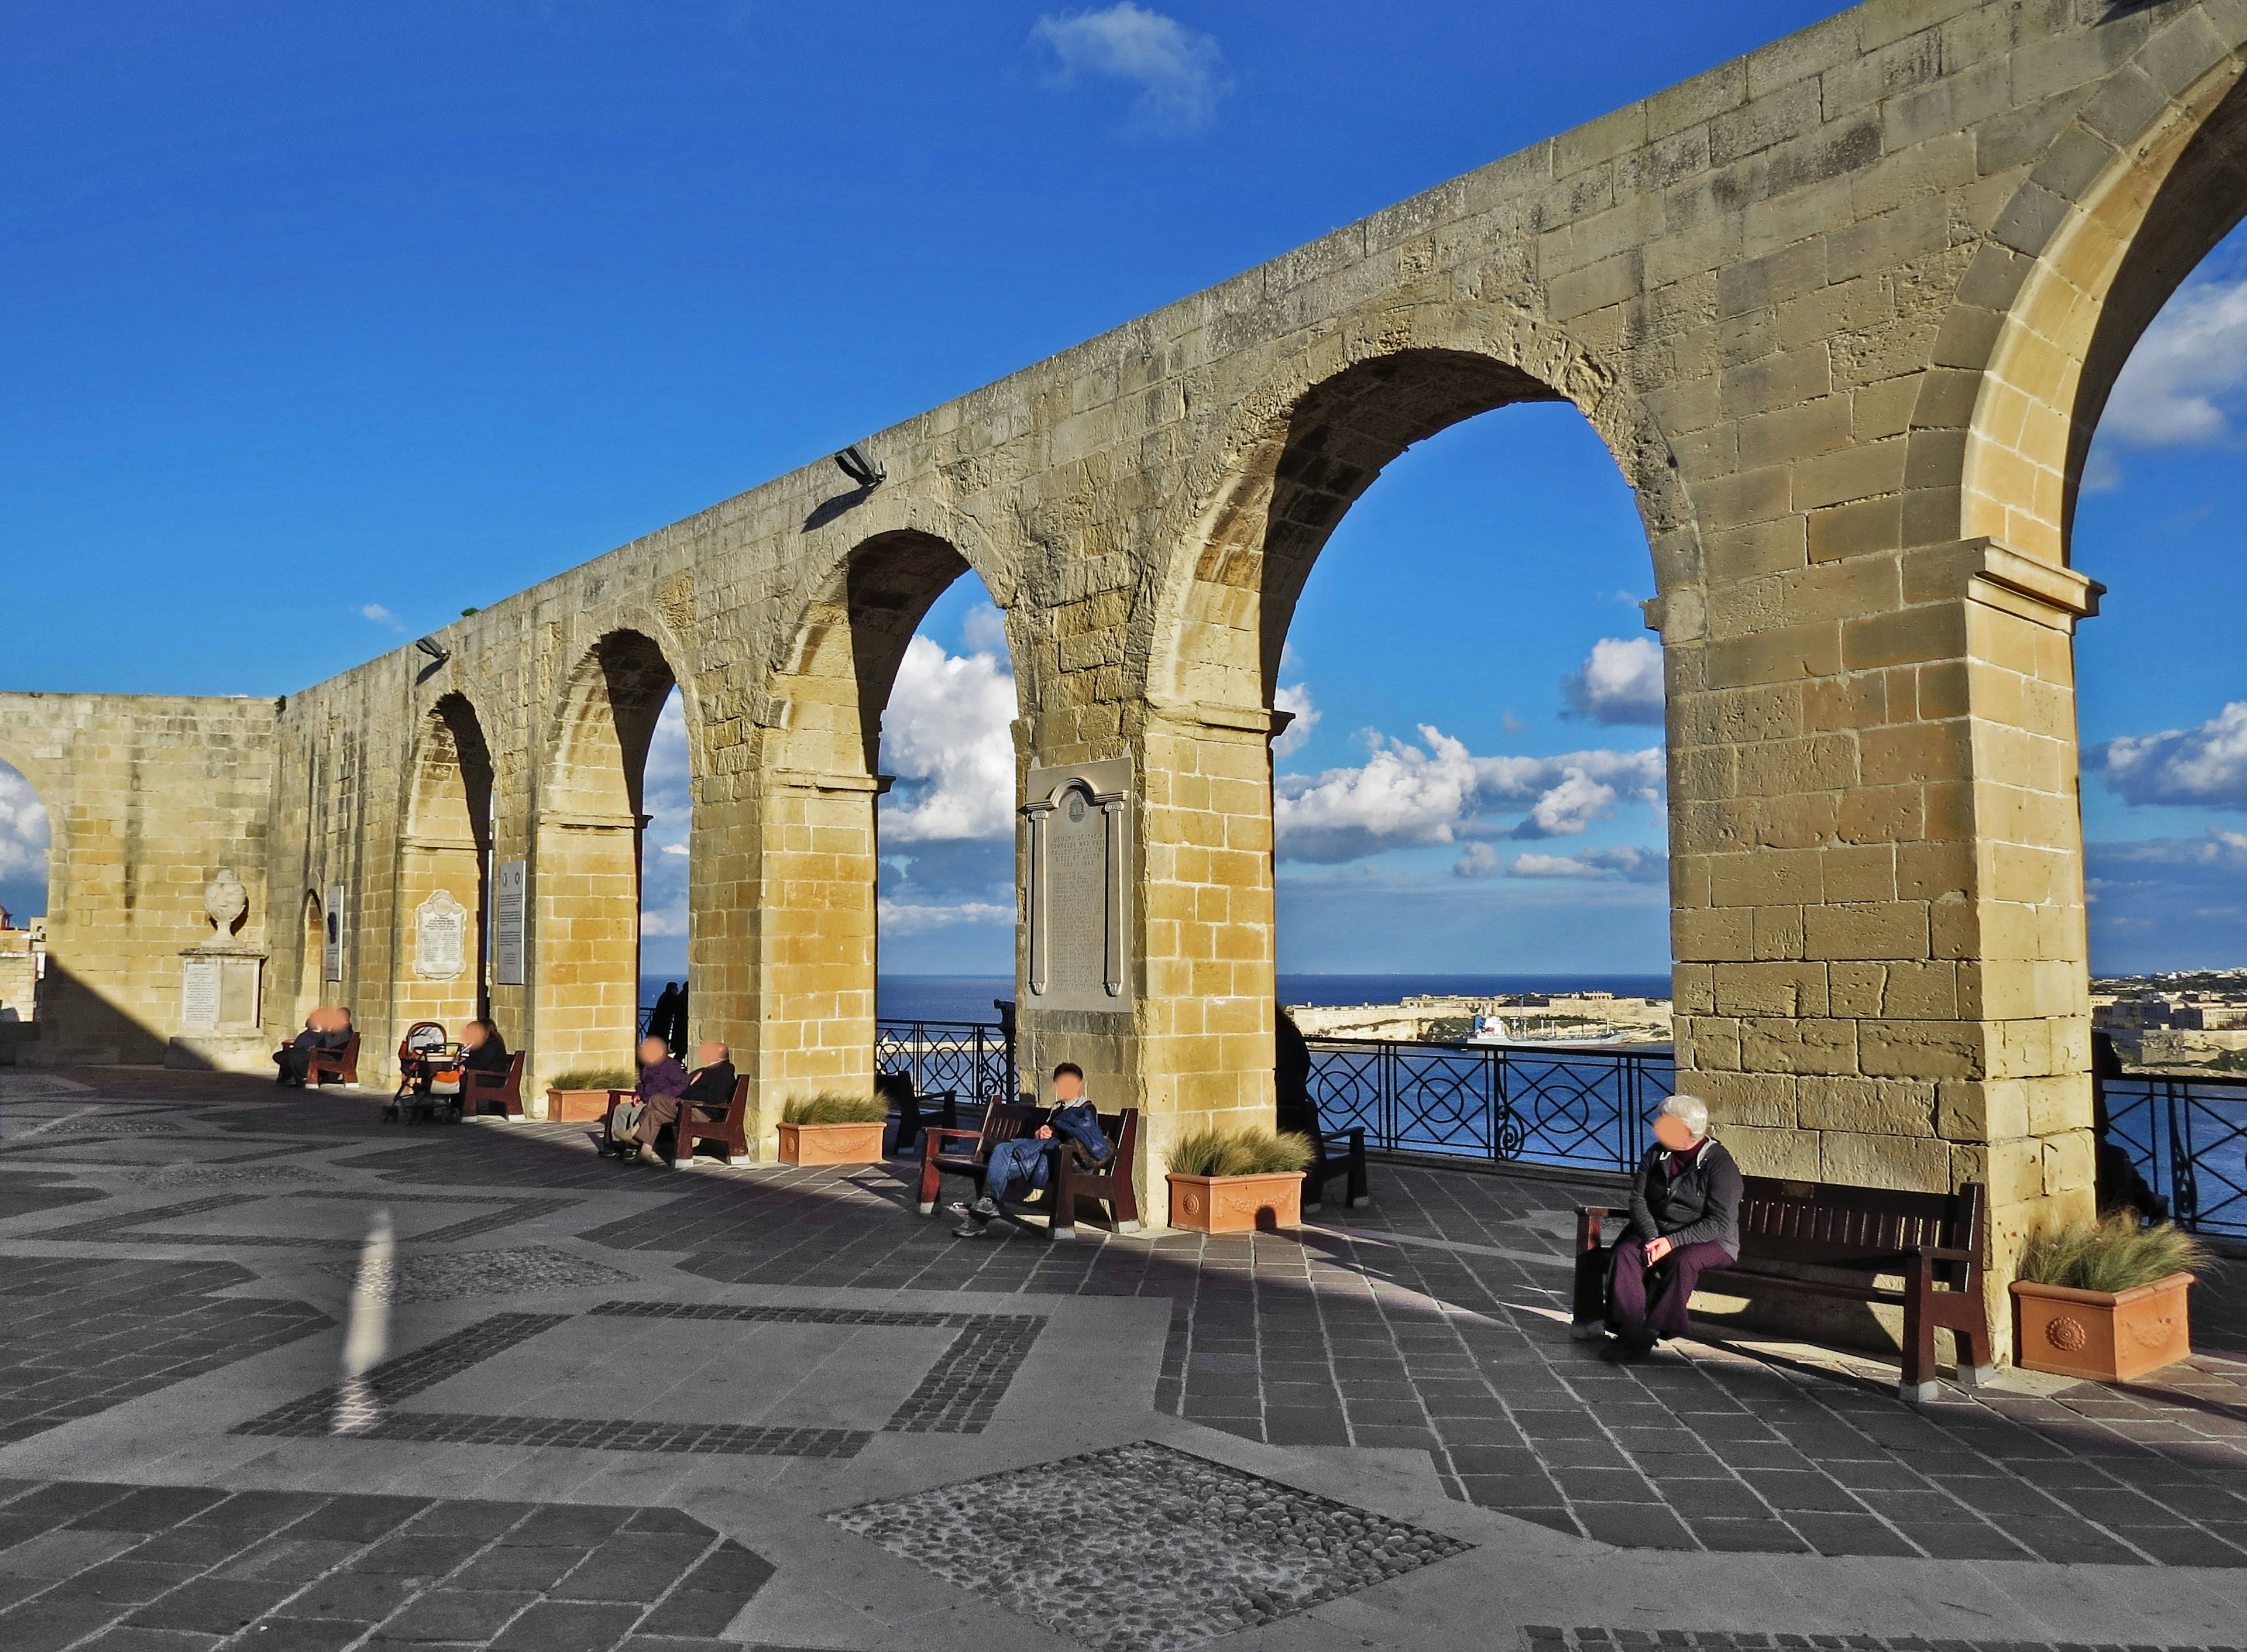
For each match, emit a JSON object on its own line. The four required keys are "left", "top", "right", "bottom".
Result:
{"left": 2010, "top": 1272, "right": 2195, "bottom": 1382}
{"left": 777, "top": 1121, "right": 886, "bottom": 1165}
{"left": 1167, "top": 1170, "right": 1303, "bottom": 1235}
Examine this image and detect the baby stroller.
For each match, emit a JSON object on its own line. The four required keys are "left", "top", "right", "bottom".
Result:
{"left": 383, "top": 1021, "right": 465, "bottom": 1124}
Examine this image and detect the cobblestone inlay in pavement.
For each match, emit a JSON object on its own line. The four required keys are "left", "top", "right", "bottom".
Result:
{"left": 34, "top": 1117, "right": 185, "bottom": 1135}
{"left": 2, "top": 1257, "right": 332, "bottom": 1445}
{"left": 0, "top": 1476, "right": 772, "bottom": 1651}
{"left": 1525, "top": 1633, "right": 2243, "bottom": 1652}
{"left": 31, "top": 1189, "right": 580, "bottom": 1250}
{"left": 830, "top": 1439, "right": 1469, "bottom": 1652}
{"left": 127, "top": 1164, "right": 335, "bottom": 1186}
{"left": 312, "top": 1245, "right": 637, "bottom": 1302}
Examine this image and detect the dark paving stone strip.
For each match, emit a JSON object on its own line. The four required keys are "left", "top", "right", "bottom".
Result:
{"left": 0, "top": 1479, "right": 771, "bottom": 1651}
{"left": 233, "top": 1314, "right": 571, "bottom": 1437}
{"left": 19, "top": 1187, "right": 577, "bottom": 1252}
{"left": 0, "top": 1256, "right": 332, "bottom": 1445}
{"left": 307, "top": 1411, "right": 871, "bottom": 1457}
{"left": 0, "top": 1172, "right": 111, "bottom": 1221}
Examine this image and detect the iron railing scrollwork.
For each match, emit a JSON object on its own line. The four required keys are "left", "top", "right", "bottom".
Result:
{"left": 2101, "top": 1072, "right": 2247, "bottom": 1238}
{"left": 1306, "top": 1036, "right": 1675, "bottom": 1175}
{"left": 874, "top": 1018, "right": 1016, "bottom": 1109}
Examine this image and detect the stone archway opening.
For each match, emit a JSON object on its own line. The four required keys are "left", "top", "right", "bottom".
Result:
{"left": 753, "top": 531, "right": 1017, "bottom": 1124}
{"left": 538, "top": 630, "right": 679, "bottom": 1088}
{"left": 0, "top": 755, "right": 50, "bottom": 1032}
{"left": 637, "top": 683, "right": 691, "bottom": 1053}
{"left": 400, "top": 693, "right": 496, "bottom": 1043}
{"left": 1131, "top": 348, "right": 1673, "bottom": 1166}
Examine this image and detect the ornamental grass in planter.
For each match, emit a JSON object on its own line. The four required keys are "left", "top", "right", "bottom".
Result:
{"left": 777, "top": 1092, "right": 889, "bottom": 1165}
{"left": 544, "top": 1068, "right": 634, "bottom": 1122}
{"left": 2011, "top": 1214, "right": 2211, "bottom": 1382}
{"left": 1167, "top": 1127, "right": 1316, "bottom": 1234}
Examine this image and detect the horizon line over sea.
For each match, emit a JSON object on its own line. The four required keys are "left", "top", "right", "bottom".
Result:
{"left": 639, "top": 973, "right": 1673, "bottom": 1026}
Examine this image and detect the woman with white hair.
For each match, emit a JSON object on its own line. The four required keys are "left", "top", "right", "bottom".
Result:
{"left": 1603, "top": 1093, "right": 1741, "bottom": 1361}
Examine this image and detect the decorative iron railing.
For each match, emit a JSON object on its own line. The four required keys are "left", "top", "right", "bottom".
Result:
{"left": 875, "top": 1019, "right": 1015, "bottom": 1109}
{"left": 2102, "top": 1071, "right": 2247, "bottom": 1238}
{"left": 1305, "top": 1036, "right": 1676, "bottom": 1175}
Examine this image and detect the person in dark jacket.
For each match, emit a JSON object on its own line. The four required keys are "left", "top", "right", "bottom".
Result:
{"left": 459, "top": 1019, "right": 510, "bottom": 1074}
{"left": 1604, "top": 1093, "right": 1741, "bottom": 1361}
{"left": 953, "top": 1063, "right": 1108, "bottom": 1237}
{"left": 609, "top": 1036, "right": 691, "bottom": 1164}
{"left": 1274, "top": 1005, "right": 1321, "bottom": 1145}
{"left": 273, "top": 1007, "right": 352, "bottom": 1087}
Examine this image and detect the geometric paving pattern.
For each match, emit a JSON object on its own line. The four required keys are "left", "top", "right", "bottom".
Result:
{"left": 234, "top": 1303, "right": 1049, "bottom": 1458}
{"left": 310, "top": 1245, "right": 635, "bottom": 1302}
{"left": 0, "top": 1479, "right": 771, "bottom": 1652}
{"left": 1523, "top": 1636, "right": 2246, "bottom": 1652}
{"left": 830, "top": 1439, "right": 1470, "bottom": 1652}
{"left": 32, "top": 1190, "right": 579, "bottom": 1251}
{"left": 1, "top": 1257, "right": 332, "bottom": 1445}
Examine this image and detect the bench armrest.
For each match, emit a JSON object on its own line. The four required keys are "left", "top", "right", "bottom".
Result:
{"left": 1576, "top": 1207, "right": 1609, "bottom": 1253}
{"left": 923, "top": 1126, "right": 982, "bottom": 1142}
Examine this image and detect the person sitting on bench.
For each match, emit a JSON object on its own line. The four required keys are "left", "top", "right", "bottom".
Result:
{"left": 607, "top": 1035, "right": 691, "bottom": 1164}
{"left": 273, "top": 1007, "right": 352, "bottom": 1087}
{"left": 1601, "top": 1093, "right": 1740, "bottom": 1362}
{"left": 456, "top": 1019, "right": 510, "bottom": 1113}
{"left": 953, "top": 1062, "right": 1107, "bottom": 1237}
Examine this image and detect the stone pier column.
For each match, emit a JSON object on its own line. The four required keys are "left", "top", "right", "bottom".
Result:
{"left": 1664, "top": 538, "right": 2102, "bottom": 1362}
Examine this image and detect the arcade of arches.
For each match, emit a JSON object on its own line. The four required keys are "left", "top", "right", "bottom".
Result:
{"left": 6, "top": 0, "right": 2246, "bottom": 1360}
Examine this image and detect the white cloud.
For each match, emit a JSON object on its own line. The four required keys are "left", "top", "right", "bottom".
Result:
{"left": 1273, "top": 681, "right": 1318, "bottom": 759}
{"left": 878, "top": 898, "right": 1016, "bottom": 936}
{"left": 659, "top": 842, "right": 688, "bottom": 856}
{"left": 1562, "top": 636, "right": 1665, "bottom": 725}
{"left": 2101, "top": 277, "right": 2247, "bottom": 448}
{"left": 881, "top": 634, "right": 1020, "bottom": 842}
{"left": 1509, "top": 845, "right": 1666, "bottom": 883}
{"left": 2095, "top": 701, "right": 2247, "bottom": 808}
{"left": 959, "top": 602, "right": 1010, "bottom": 657}
{"left": 1030, "top": 3, "right": 1229, "bottom": 136}
{"left": 0, "top": 764, "right": 49, "bottom": 908}
{"left": 637, "top": 691, "right": 692, "bottom": 943}
{"left": 360, "top": 603, "right": 404, "bottom": 630}
{"left": 1454, "top": 842, "right": 1501, "bottom": 878}
{"left": 1274, "top": 727, "right": 1662, "bottom": 863}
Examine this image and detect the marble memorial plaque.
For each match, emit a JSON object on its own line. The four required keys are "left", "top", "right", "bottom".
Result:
{"left": 413, "top": 889, "right": 468, "bottom": 981}
{"left": 218, "top": 957, "right": 260, "bottom": 1027}
{"left": 180, "top": 958, "right": 221, "bottom": 1033}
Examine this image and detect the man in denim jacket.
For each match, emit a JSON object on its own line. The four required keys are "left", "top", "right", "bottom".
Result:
{"left": 953, "top": 1062, "right": 1108, "bottom": 1238}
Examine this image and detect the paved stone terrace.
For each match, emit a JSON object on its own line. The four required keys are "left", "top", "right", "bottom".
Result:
{"left": 2, "top": 1066, "right": 2246, "bottom": 1652}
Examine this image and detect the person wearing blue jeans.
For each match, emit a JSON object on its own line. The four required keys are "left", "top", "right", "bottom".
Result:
{"left": 953, "top": 1063, "right": 1108, "bottom": 1238}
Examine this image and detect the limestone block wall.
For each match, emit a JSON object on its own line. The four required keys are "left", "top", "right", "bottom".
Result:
{"left": 0, "top": 693, "right": 278, "bottom": 1064}
{"left": 12, "top": 0, "right": 2247, "bottom": 1362}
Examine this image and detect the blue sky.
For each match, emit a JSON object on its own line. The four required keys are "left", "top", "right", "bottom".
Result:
{"left": 3, "top": 4, "right": 2245, "bottom": 982}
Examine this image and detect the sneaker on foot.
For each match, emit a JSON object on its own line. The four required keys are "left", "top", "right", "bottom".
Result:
{"left": 970, "top": 1196, "right": 1000, "bottom": 1220}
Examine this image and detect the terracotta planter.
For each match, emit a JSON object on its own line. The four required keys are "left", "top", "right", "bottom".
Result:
{"left": 1167, "top": 1170, "right": 1303, "bottom": 1234}
{"left": 777, "top": 1119, "right": 887, "bottom": 1165}
{"left": 2011, "top": 1272, "right": 2195, "bottom": 1382}
{"left": 547, "top": 1088, "right": 623, "bottom": 1123}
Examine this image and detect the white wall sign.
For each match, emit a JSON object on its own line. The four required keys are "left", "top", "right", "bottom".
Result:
{"left": 494, "top": 860, "right": 527, "bottom": 987}
{"left": 180, "top": 957, "right": 221, "bottom": 1033}
{"left": 324, "top": 884, "right": 345, "bottom": 982}
{"left": 413, "top": 888, "right": 468, "bottom": 981}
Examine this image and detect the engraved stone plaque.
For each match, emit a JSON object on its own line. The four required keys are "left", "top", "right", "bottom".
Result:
{"left": 1021, "top": 758, "right": 1131, "bottom": 1014}
{"left": 181, "top": 957, "right": 221, "bottom": 1033}
{"left": 217, "top": 957, "right": 260, "bottom": 1027}
{"left": 494, "top": 860, "right": 527, "bottom": 987}
{"left": 413, "top": 889, "right": 468, "bottom": 981}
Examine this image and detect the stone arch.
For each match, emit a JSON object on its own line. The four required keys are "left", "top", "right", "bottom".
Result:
{"left": 745, "top": 528, "right": 1005, "bottom": 1121}
{"left": 0, "top": 737, "right": 57, "bottom": 926}
{"left": 397, "top": 693, "right": 496, "bottom": 1038}
{"left": 1950, "top": 37, "right": 2247, "bottom": 562}
{"left": 533, "top": 628, "right": 684, "bottom": 1085}
{"left": 1146, "top": 322, "right": 1693, "bottom": 722}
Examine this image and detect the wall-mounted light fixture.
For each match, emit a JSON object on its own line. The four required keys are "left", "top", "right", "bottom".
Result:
{"left": 833, "top": 444, "right": 885, "bottom": 489}
{"left": 413, "top": 637, "right": 449, "bottom": 666}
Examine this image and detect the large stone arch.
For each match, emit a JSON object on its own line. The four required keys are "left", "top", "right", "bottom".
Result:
{"left": 394, "top": 693, "right": 496, "bottom": 1039}
{"left": 734, "top": 526, "right": 1012, "bottom": 1146}
{"left": 531, "top": 628, "right": 687, "bottom": 1087}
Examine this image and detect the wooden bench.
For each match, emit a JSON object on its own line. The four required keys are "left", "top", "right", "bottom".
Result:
{"left": 1571, "top": 1176, "right": 1995, "bottom": 1401}
{"left": 306, "top": 1032, "right": 359, "bottom": 1088}
{"left": 877, "top": 1071, "right": 957, "bottom": 1159}
{"left": 1301, "top": 1126, "right": 1369, "bottom": 1214}
{"left": 596, "top": 1077, "right": 752, "bottom": 1168}
{"left": 919, "top": 1104, "right": 1143, "bottom": 1238}
{"left": 462, "top": 1052, "right": 526, "bottom": 1118}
